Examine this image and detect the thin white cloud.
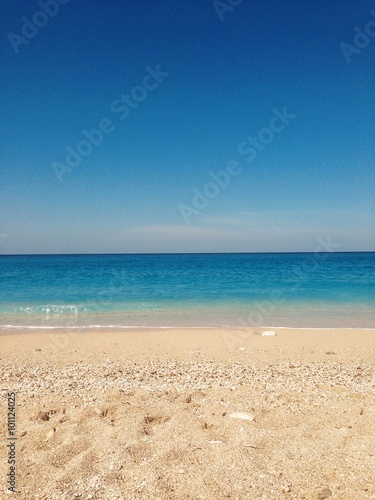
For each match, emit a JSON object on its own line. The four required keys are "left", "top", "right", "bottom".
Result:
{"left": 131, "top": 225, "right": 232, "bottom": 238}
{"left": 201, "top": 208, "right": 375, "bottom": 228}
{"left": 201, "top": 213, "right": 266, "bottom": 227}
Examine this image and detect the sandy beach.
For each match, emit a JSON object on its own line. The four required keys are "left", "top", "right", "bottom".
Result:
{"left": 1, "top": 327, "right": 374, "bottom": 499}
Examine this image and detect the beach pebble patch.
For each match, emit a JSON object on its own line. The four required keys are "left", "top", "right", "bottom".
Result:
{"left": 261, "top": 330, "right": 277, "bottom": 336}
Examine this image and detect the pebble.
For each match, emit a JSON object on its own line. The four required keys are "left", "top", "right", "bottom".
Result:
{"left": 318, "top": 487, "right": 332, "bottom": 499}
{"left": 38, "top": 411, "right": 50, "bottom": 422}
{"left": 261, "top": 331, "right": 276, "bottom": 336}
{"left": 45, "top": 428, "right": 56, "bottom": 440}
{"left": 228, "top": 412, "right": 255, "bottom": 421}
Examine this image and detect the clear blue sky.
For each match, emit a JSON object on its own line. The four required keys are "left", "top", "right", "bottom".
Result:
{"left": 1, "top": 0, "right": 374, "bottom": 253}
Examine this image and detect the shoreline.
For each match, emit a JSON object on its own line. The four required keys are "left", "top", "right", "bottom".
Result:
{"left": 1, "top": 324, "right": 375, "bottom": 332}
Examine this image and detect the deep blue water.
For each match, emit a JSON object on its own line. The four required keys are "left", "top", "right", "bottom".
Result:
{"left": 0, "top": 253, "right": 374, "bottom": 328}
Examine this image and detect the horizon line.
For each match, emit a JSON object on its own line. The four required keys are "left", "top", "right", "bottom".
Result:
{"left": 1, "top": 251, "right": 375, "bottom": 257}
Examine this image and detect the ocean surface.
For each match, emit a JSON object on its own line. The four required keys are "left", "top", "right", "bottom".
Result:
{"left": 0, "top": 253, "right": 374, "bottom": 330}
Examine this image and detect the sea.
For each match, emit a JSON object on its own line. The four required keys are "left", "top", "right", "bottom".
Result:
{"left": 0, "top": 253, "right": 374, "bottom": 330}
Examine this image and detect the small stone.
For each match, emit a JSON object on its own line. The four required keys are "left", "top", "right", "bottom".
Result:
{"left": 144, "top": 416, "right": 156, "bottom": 424}
{"left": 228, "top": 412, "right": 255, "bottom": 422}
{"left": 45, "top": 428, "right": 56, "bottom": 440}
{"left": 20, "top": 431, "right": 27, "bottom": 437}
{"left": 185, "top": 395, "right": 192, "bottom": 403}
{"left": 261, "top": 330, "right": 276, "bottom": 336}
{"left": 38, "top": 411, "right": 50, "bottom": 422}
{"left": 318, "top": 487, "right": 332, "bottom": 499}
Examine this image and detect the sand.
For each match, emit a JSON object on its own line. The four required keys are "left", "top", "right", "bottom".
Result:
{"left": 0, "top": 327, "right": 374, "bottom": 499}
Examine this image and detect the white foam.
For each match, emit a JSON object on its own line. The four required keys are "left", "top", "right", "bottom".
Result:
{"left": 0, "top": 324, "right": 374, "bottom": 331}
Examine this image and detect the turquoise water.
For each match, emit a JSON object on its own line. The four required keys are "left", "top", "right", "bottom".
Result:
{"left": 0, "top": 253, "right": 374, "bottom": 329}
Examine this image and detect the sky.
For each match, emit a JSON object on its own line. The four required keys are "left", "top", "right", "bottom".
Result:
{"left": 1, "top": 0, "right": 374, "bottom": 253}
